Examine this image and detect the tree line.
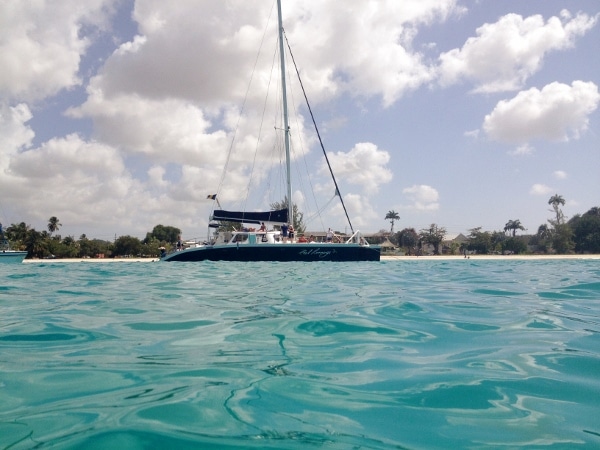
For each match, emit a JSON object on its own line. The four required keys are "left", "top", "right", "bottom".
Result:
{"left": 2, "top": 194, "right": 598, "bottom": 259}
{"left": 1, "top": 219, "right": 182, "bottom": 259}
{"left": 383, "top": 195, "right": 600, "bottom": 255}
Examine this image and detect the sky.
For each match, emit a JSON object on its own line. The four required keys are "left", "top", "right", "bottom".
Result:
{"left": 1, "top": 0, "right": 599, "bottom": 242}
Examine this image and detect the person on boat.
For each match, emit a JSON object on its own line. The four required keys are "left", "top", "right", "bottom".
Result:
{"left": 326, "top": 228, "right": 334, "bottom": 243}
{"left": 176, "top": 235, "right": 183, "bottom": 251}
{"left": 297, "top": 234, "right": 308, "bottom": 243}
{"left": 288, "top": 224, "right": 294, "bottom": 241}
{"left": 259, "top": 222, "right": 266, "bottom": 232}
{"left": 281, "top": 223, "right": 289, "bottom": 242}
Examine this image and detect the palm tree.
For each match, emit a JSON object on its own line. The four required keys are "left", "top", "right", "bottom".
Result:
{"left": 504, "top": 219, "right": 525, "bottom": 237}
{"left": 25, "top": 228, "right": 45, "bottom": 258}
{"left": 548, "top": 194, "right": 566, "bottom": 225}
{"left": 419, "top": 223, "right": 446, "bottom": 255}
{"left": 385, "top": 210, "right": 400, "bottom": 234}
{"left": 48, "top": 216, "right": 61, "bottom": 235}
{"left": 536, "top": 224, "right": 551, "bottom": 240}
{"left": 6, "top": 222, "right": 29, "bottom": 245}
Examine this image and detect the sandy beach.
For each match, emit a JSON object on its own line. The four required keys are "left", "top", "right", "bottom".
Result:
{"left": 22, "top": 254, "right": 600, "bottom": 263}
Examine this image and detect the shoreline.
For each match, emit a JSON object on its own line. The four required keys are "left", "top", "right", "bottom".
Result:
{"left": 22, "top": 254, "right": 600, "bottom": 263}
{"left": 381, "top": 254, "right": 600, "bottom": 260}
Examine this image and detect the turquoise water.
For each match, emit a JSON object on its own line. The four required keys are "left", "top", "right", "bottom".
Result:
{"left": 1, "top": 260, "right": 599, "bottom": 449}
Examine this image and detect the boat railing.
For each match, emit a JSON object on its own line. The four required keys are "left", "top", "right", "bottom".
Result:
{"left": 345, "top": 230, "right": 370, "bottom": 246}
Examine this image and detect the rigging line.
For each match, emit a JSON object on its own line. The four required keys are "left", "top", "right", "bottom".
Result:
{"left": 242, "top": 36, "right": 280, "bottom": 216}
{"left": 282, "top": 30, "right": 355, "bottom": 234}
{"left": 284, "top": 56, "right": 324, "bottom": 230}
{"left": 304, "top": 193, "right": 337, "bottom": 228}
{"left": 213, "top": 2, "right": 277, "bottom": 209}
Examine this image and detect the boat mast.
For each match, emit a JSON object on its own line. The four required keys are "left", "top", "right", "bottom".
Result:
{"left": 277, "top": 0, "right": 293, "bottom": 226}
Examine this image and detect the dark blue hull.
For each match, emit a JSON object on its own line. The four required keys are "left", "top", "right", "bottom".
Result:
{"left": 162, "top": 243, "right": 380, "bottom": 262}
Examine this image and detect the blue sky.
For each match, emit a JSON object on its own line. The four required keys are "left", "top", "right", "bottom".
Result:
{"left": 1, "top": 0, "right": 598, "bottom": 241}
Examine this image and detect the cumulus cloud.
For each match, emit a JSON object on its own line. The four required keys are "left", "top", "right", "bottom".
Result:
{"left": 553, "top": 170, "right": 567, "bottom": 180}
{"left": 530, "top": 183, "right": 553, "bottom": 196}
{"left": 483, "top": 81, "right": 600, "bottom": 143}
{"left": 0, "top": 0, "right": 114, "bottom": 102}
{"left": 438, "top": 11, "right": 598, "bottom": 92}
{"left": 509, "top": 143, "right": 534, "bottom": 156}
{"left": 85, "top": 0, "right": 463, "bottom": 112}
{"left": 69, "top": 91, "right": 229, "bottom": 165}
{"left": 337, "top": 193, "right": 379, "bottom": 230}
{"left": 0, "top": 103, "right": 34, "bottom": 166}
{"left": 3, "top": 133, "right": 219, "bottom": 237}
{"left": 402, "top": 184, "right": 440, "bottom": 211}
{"left": 324, "top": 142, "right": 392, "bottom": 194}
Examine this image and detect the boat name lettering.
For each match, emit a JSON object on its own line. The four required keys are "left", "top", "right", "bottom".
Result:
{"left": 298, "top": 248, "right": 335, "bottom": 258}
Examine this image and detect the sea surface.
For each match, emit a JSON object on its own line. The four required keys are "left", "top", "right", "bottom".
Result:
{"left": 1, "top": 259, "right": 599, "bottom": 449}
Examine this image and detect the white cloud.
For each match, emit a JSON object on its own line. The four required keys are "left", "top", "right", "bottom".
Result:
{"left": 83, "top": 0, "right": 464, "bottom": 112}
{"left": 464, "top": 129, "right": 479, "bottom": 139}
{"left": 509, "top": 143, "right": 534, "bottom": 156}
{"left": 325, "top": 142, "right": 392, "bottom": 194}
{"left": 438, "top": 11, "right": 598, "bottom": 92}
{"left": 333, "top": 193, "right": 379, "bottom": 231}
{"left": 2, "top": 133, "right": 219, "bottom": 237}
{"left": 0, "top": 103, "right": 34, "bottom": 169}
{"left": 483, "top": 81, "right": 600, "bottom": 143}
{"left": 402, "top": 184, "right": 440, "bottom": 211}
{"left": 553, "top": 170, "right": 567, "bottom": 180}
{"left": 529, "top": 183, "right": 553, "bottom": 196}
{"left": 148, "top": 165, "right": 168, "bottom": 187}
{"left": 0, "top": 0, "right": 115, "bottom": 102}
{"left": 69, "top": 91, "right": 229, "bottom": 166}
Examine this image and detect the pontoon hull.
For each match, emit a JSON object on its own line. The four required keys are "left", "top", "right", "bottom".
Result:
{"left": 162, "top": 244, "right": 380, "bottom": 262}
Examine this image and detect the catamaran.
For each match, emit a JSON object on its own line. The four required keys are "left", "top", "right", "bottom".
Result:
{"left": 162, "top": 0, "right": 380, "bottom": 262}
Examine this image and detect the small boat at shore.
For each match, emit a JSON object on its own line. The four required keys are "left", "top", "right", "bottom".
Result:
{"left": 0, "top": 241, "right": 27, "bottom": 263}
{"left": 162, "top": 0, "right": 380, "bottom": 263}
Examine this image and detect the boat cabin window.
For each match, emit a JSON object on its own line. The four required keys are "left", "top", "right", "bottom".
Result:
{"left": 231, "top": 233, "right": 248, "bottom": 243}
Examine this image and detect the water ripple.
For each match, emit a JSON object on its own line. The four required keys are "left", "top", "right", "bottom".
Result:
{"left": 1, "top": 260, "right": 599, "bottom": 448}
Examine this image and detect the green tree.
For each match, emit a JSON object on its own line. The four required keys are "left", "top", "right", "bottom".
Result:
{"left": 6, "top": 222, "right": 29, "bottom": 246}
{"left": 47, "top": 216, "right": 61, "bottom": 235}
{"left": 396, "top": 227, "right": 418, "bottom": 254}
{"left": 419, "top": 224, "right": 446, "bottom": 255}
{"left": 552, "top": 223, "right": 574, "bottom": 254}
{"left": 467, "top": 227, "right": 492, "bottom": 254}
{"left": 546, "top": 194, "right": 573, "bottom": 253}
{"left": 531, "top": 224, "right": 552, "bottom": 253}
{"left": 24, "top": 228, "right": 45, "bottom": 258}
{"left": 385, "top": 210, "right": 400, "bottom": 234}
{"left": 502, "top": 237, "right": 527, "bottom": 254}
{"left": 504, "top": 219, "right": 525, "bottom": 237}
{"left": 270, "top": 197, "right": 305, "bottom": 233}
{"left": 569, "top": 207, "right": 600, "bottom": 253}
{"left": 144, "top": 224, "right": 182, "bottom": 244}
{"left": 113, "top": 235, "right": 142, "bottom": 257}
{"left": 548, "top": 194, "right": 566, "bottom": 225}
